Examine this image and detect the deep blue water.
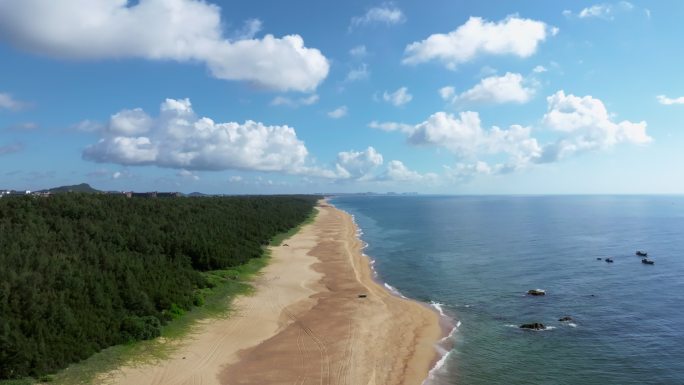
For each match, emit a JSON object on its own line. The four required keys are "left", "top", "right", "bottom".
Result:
{"left": 331, "top": 195, "right": 684, "bottom": 385}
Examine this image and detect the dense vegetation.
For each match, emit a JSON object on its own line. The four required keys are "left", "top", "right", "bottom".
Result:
{"left": 0, "top": 194, "right": 317, "bottom": 380}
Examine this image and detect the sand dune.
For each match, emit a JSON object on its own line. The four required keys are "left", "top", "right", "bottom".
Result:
{"left": 98, "top": 202, "right": 442, "bottom": 385}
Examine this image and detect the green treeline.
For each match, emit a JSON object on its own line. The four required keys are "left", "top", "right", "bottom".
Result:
{"left": 0, "top": 194, "right": 317, "bottom": 380}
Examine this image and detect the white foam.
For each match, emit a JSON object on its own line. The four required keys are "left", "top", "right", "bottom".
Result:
{"left": 429, "top": 301, "right": 447, "bottom": 317}
{"left": 456, "top": 320, "right": 462, "bottom": 328}
{"left": 383, "top": 283, "right": 407, "bottom": 299}
{"left": 568, "top": 323, "right": 577, "bottom": 328}
{"left": 421, "top": 346, "right": 453, "bottom": 385}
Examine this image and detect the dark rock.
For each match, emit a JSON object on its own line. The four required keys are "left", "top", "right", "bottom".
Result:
{"left": 527, "top": 289, "right": 546, "bottom": 296}
{"left": 559, "top": 316, "right": 573, "bottom": 322}
{"left": 520, "top": 322, "right": 546, "bottom": 330}
{"left": 597, "top": 257, "right": 602, "bottom": 260}
{"left": 357, "top": 294, "right": 367, "bottom": 298}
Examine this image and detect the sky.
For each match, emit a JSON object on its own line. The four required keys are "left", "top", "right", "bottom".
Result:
{"left": 0, "top": 0, "right": 683, "bottom": 194}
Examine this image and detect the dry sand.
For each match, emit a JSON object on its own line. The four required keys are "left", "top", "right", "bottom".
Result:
{"left": 99, "top": 201, "right": 442, "bottom": 385}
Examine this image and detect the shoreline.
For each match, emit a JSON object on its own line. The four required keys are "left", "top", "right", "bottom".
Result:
{"left": 98, "top": 200, "right": 444, "bottom": 385}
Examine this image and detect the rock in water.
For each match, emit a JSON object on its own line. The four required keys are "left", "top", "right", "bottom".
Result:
{"left": 520, "top": 322, "right": 546, "bottom": 330}
{"left": 527, "top": 289, "right": 546, "bottom": 296}
{"left": 559, "top": 316, "right": 573, "bottom": 322}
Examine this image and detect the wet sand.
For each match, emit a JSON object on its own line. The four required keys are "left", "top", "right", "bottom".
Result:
{"left": 100, "top": 202, "right": 442, "bottom": 385}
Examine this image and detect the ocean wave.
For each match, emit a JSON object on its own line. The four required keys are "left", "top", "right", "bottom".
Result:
{"left": 568, "top": 323, "right": 577, "bottom": 328}
{"left": 421, "top": 347, "right": 453, "bottom": 385}
{"left": 429, "top": 301, "right": 447, "bottom": 317}
{"left": 384, "top": 283, "right": 407, "bottom": 299}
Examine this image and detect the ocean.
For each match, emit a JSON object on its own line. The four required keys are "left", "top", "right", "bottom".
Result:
{"left": 331, "top": 195, "right": 684, "bottom": 385}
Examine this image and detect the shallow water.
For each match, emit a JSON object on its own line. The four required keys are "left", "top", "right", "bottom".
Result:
{"left": 332, "top": 195, "right": 684, "bottom": 385}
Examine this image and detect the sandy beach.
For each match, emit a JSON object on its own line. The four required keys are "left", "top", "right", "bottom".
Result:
{"left": 99, "top": 201, "right": 442, "bottom": 385}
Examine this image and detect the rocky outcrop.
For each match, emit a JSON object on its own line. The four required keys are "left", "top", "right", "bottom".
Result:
{"left": 520, "top": 322, "right": 546, "bottom": 330}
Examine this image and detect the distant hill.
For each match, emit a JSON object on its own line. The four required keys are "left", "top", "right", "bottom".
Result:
{"left": 39, "top": 183, "right": 102, "bottom": 194}
{"left": 188, "top": 192, "right": 208, "bottom": 197}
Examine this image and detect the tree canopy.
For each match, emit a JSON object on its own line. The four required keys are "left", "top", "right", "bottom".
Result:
{"left": 0, "top": 194, "right": 317, "bottom": 379}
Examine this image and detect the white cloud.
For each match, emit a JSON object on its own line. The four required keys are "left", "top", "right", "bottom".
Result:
{"left": 232, "top": 18, "right": 262, "bottom": 40}
{"left": 448, "top": 72, "right": 535, "bottom": 104}
{"left": 346, "top": 64, "right": 370, "bottom": 82}
{"left": 0, "top": 92, "right": 25, "bottom": 110}
{"left": 349, "top": 45, "right": 368, "bottom": 58}
{"left": 657, "top": 95, "right": 684, "bottom": 105}
{"left": 533, "top": 65, "right": 548, "bottom": 73}
{"left": 383, "top": 87, "right": 412, "bottom": 106}
{"left": 381, "top": 160, "right": 437, "bottom": 182}
{"left": 408, "top": 111, "right": 541, "bottom": 171}
{"left": 444, "top": 161, "right": 493, "bottom": 181}
{"left": 368, "top": 121, "right": 414, "bottom": 133}
{"left": 108, "top": 108, "right": 153, "bottom": 135}
{"left": 439, "top": 86, "right": 456, "bottom": 100}
{"left": 541, "top": 90, "right": 651, "bottom": 161}
{"left": 177, "top": 169, "right": 199, "bottom": 181}
{"left": 567, "top": 2, "right": 635, "bottom": 20}
{"left": 403, "top": 16, "right": 555, "bottom": 69}
{"left": 328, "top": 106, "right": 348, "bottom": 119}
{"left": 579, "top": 4, "right": 613, "bottom": 18}
{"left": 350, "top": 4, "right": 405, "bottom": 29}
{"left": 83, "top": 98, "right": 321, "bottom": 175}
{"left": 0, "top": 1, "right": 328, "bottom": 92}
{"left": 271, "top": 94, "right": 319, "bottom": 107}
{"left": 335, "top": 147, "right": 384, "bottom": 180}
{"left": 228, "top": 175, "right": 243, "bottom": 183}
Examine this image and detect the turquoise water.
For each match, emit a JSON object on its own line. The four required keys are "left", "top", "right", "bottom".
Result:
{"left": 331, "top": 195, "right": 684, "bottom": 385}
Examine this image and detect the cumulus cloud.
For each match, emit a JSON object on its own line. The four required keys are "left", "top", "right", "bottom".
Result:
{"left": 541, "top": 90, "right": 651, "bottom": 160}
{"left": 0, "top": 0, "right": 328, "bottom": 92}
{"left": 380, "top": 160, "right": 437, "bottom": 182}
{"left": 328, "top": 106, "right": 348, "bottom": 119}
{"left": 335, "top": 147, "right": 383, "bottom": 180}
{"left": 409, "top": 111, "right": 542, "bottom": 172}
{"left": 383, "top": 87, "right": 413, "bottom": 106}
{"left": 271, "top": 94, "right": 319, "bottom": 108}
{"left": 403, "top": 16, "right": 556, "bottom": 69}
{"left": 83, "top": 98, "right": 323, "bottom": 175}
{"left": 657, "top": 95, "right": 684, "bottom": 105}
{"left": 446, "top": 72, "right": 536, "bottom": 104}
{"left": 350, "top": 3, "right": 405, "bottom": 29}
{"left": 373, "top": 90, "right": 651, "bottom": 180}
{"left": 0, "top": 92, "right": 25, "bottom": 111}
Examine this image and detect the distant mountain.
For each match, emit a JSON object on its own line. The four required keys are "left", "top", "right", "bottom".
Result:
{"left": 39, "top": 183, "right": 102, "bottom": 194}
{"left": 188, "top": 192, "right": 208, "bottom": 197}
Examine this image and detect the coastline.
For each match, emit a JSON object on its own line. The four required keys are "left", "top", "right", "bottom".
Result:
{"left": 98, "top": 200, "right": 443, "bottom": 385}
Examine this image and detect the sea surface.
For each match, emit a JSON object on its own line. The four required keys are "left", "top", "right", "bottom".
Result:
{"left": 331, "top": 195, "right": 684, "bottom": 385}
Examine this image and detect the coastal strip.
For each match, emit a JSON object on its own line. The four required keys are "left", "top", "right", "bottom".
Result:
{"left": 99, "top": 201, "right": 443, "bottom": 385}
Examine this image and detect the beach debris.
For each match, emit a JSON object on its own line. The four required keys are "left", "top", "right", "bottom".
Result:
{"left": 283, "top": 243, "right": 289, "bottom": 247}
{"left": 558, "top": 316, "right": 573, "bottom": 322}
{"left": 520, "top": 322, "right": 546, "bottom": 330}
{"left": 636, "top": 250, "right": 648, "bottom": 257}
{"left": 641, "top": 258, "right": 655, "bottom": 265}
{"left": 605, "top": 257, "right": 614, "bottom": 263}
{"left": 357, "top": 294, "right": 367, "bottom": 298}
{"left": 527, "top": 289, "right": 546, "bottom": 296}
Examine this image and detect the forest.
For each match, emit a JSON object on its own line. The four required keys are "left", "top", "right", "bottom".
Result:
{"left": 0, "top": 194, "right": 318, "bottom": 380}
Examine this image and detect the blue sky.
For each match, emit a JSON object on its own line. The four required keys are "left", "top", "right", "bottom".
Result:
{"left": 0, "top": 0, "right": 682, "bottom": 194}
